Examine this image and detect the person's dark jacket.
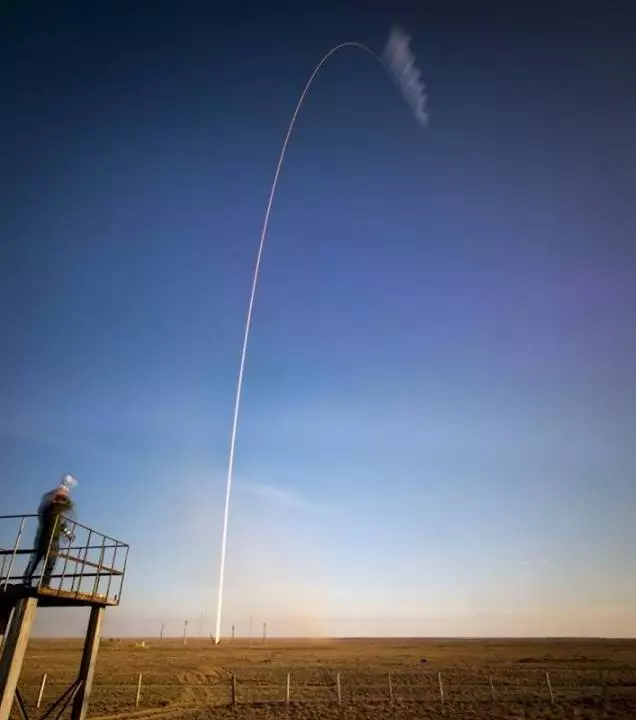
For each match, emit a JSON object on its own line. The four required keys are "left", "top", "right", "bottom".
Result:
{"left": 36, "top": 491, "right": 74, "bottom": 548}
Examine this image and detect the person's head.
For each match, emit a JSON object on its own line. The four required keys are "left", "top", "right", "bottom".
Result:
{"left": 58, "top": 473, "right": 77, "bottom": 494}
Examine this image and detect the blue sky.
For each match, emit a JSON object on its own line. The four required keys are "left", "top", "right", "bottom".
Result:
{"left": 2, "top": 1, "right": 635, "bottom": 637}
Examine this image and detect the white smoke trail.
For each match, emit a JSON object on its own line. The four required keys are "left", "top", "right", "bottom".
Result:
{"left": 383, "top": 27, "right": 429, "bottom": 127}
{"left": 214, "top": 32, "right": 428, "bottom": 644}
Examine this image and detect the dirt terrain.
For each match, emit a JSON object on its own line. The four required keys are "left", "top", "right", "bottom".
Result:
{"left": 11, "top": 637, "right": 636, "bottom": 719}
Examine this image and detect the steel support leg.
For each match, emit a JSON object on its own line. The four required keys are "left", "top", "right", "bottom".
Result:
{"left": 70, "top": 605, "right": 104, "bottom": 720}
{"left": 0, "top": 598, "right": 37, "bottom": 720}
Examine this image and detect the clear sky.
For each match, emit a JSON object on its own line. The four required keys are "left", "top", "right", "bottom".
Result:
{"left": 2, "top": 0, "right": 635, "bottom": 638}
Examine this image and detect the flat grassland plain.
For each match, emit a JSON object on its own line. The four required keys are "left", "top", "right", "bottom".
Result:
{"left": 12, "top": 638, "right": 636, "bottom": 720}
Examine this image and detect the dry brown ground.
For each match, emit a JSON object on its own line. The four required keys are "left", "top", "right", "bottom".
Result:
{"left": 10, "top": 638, "right": 636, "bottom": 720}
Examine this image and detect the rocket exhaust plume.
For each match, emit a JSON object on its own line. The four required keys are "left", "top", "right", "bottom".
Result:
{"left": 383, "top": 27, "right": 429, "bottom": 127}
{"left": 214, "top": 29, "right": 429, "bottom": 644}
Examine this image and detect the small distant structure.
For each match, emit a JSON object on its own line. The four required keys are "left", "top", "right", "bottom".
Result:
{"left": 0, "top": 512, "right": 129, "bottom": 720}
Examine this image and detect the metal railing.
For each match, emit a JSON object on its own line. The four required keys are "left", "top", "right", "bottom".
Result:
{"left": 0, "top": 513, "right": 129, "bottom": 606}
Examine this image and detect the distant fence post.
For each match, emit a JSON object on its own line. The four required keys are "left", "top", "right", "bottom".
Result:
{"left": 438, "top": 671, "right": 445, "bottom": 707}
{"left": 135, "top": 673, "right": 143, "bottom": 707}
{"left": 489, "top": 674, "right": 496, "bottom": 702}
{"left": 388, "top": 671, "right": 394, "bottom": 703}
{"left": 336, "top": 672, "right": 342, "bottom": 705}
{"left": 231, "top": 673, "right": 237, "bottom": 706}
{"left": 36, "top": 672, "right": 47, "bottom": 708}
{"left": 545, "top": 671, "right": 555, "bottom": 705}
{"left": 285, "top": 672, "right": 291, "bottom": 704}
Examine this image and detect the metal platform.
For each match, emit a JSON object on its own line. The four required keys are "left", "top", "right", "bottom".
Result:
{"left": 1, "top": 513, "right": 128, "bottom": 610}
{"left": 0, "top": 513, "right": 129, "bottom": 720}
{"left": 0, "top": 583, "right": 116, "bottom": 608}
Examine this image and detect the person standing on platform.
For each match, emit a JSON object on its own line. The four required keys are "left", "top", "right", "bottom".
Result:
{"left": 23, "top": 474, "right": 77, "bottom": 587}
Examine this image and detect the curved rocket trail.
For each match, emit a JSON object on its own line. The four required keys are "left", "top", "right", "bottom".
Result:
{"left": 214, "top": 33, "right": 428, "bottom": 644}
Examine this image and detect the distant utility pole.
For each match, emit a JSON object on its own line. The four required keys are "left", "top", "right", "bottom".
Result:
{"left": 231, "top": 624, "right": 235, "bottom": 641}
{"left": 160, "top": 623, "right": 165, "bottom": 643}
{"left": 262, "top": 622, "right": 267, "bottom": 643}
{"left": 183, "top": 619, "right": 188, "bottom": 645}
